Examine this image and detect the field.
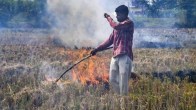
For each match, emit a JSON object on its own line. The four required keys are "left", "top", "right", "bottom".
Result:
{"left": 0, "top": 29, "right": 196, "bottom": 110}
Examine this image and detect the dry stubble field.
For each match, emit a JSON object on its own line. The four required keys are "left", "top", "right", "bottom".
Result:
{"left": 0, "top": 29, "right": 195, "bottom": 110}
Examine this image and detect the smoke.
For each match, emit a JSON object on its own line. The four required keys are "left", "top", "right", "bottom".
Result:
{"left": 46, "top": 0, "right": 128, "bottom": 48}
{"left": 46, "top": 0, "right": 190, "bottom": 49}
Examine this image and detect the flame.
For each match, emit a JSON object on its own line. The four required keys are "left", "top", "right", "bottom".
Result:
{"left": 41, "top": 48, "right": 110, "bottom": 86}
{"left": 39, "top": 47, "right": 110, "bottom": 87}
{"left": 71, "top": 69, "right": 78, "bottom": 82}
{"left": 71, "top": 49, "right": 109, "bottom": 85}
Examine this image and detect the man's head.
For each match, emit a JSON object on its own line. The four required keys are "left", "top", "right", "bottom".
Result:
{"left": 115, "top": 5, "right": 129, "bottom": 22}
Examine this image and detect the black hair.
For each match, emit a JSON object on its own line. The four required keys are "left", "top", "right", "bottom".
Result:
{"left": 115, "top": 5, "right": 129, "bottom": 16}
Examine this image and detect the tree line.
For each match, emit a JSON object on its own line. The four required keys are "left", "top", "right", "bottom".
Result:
{"left": 0, "top": 0, "right": 195, "bottom": 28}
{"left": 0, "top": 0, "right": 47, "bottom": 28}
{"left": 136, "top": 0, "right": 196, "bottom": 27}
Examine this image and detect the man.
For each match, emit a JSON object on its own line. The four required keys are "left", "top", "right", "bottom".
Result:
{"left": 90, "top": 5, "right": 134, "bottom": 95}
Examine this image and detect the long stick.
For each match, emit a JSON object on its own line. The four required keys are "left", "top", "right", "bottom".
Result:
{"left": 55, "top": 47, "right": 113, "bottom": 82}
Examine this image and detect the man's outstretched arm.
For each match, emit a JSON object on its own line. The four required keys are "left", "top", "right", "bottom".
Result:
{"left": 90, "top": 32, "right": 114, "bottom": 56}
{"left": 104, "top": 13, "right": 133, "bottom": 30}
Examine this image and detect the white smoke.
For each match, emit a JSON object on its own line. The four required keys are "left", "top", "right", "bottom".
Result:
{"left": 46, "top": 0, "right": 129, "bottom": 48}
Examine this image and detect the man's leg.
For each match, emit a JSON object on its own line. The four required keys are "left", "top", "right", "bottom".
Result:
{"left": 109, "top": 57, "right": 120, "bottom": 94}
{"left": 119, "top": 55, "right": 132, "bottom": 95}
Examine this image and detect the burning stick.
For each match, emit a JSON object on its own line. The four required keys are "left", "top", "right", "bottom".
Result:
{"left": 55, "top": 55, "right": 92, "bottom": 82}
{"left": 55, "top": 47, "right": 113, "bottom": 82}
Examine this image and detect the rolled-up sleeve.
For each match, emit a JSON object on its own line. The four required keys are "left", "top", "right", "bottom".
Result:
{"left": 107, "top": 17, "right": 133, "bottom": 31}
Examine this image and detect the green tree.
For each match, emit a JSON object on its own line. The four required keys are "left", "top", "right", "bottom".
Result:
{"left": 137, "top": 0, "right": 178, "bottom": 17}
{"left": 0, "top": 0, "right": 47, "bottom": 28}
{"left": 177, "top": 0, "right": 196, "bottom": 27}
{"left": 0, "top": 0, "right": 16, "bottom": 26}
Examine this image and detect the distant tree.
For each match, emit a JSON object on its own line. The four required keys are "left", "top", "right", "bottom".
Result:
{"left": 137, "top": 0, "right": 196, "bottom": 27}
{"left": 0, "top": 0, "right": 15, "bottom": 26}
{"left": 177, "top": 0, "right": 196, "bottom": 27}
{"left": 34, "top": 0, "right": 47, "bottom": 27}
{"left": 159, "top": 0, "right": 178, "bottom": 9}
{"left": 138, "top": 0, "right": 161, "bottom": 17}
{"left": 137, "top": 0, "right": 179, "bottom": 17}
{"left": 0, "top": 0, "right": 47, "bottom": 28}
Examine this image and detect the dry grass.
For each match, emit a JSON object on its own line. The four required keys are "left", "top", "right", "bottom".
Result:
{"left": 134, "top": 48, "right": 196, "bottom": 73}
{"left": 0, "top": 44, "right": 195, "bottom": 109}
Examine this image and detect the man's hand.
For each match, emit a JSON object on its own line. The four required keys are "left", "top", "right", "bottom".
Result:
{"left": 104, "top": 13, "right": 110, "bottom": 18}
{"left": 90, "top": 49, "right": 97, "bottom": 56}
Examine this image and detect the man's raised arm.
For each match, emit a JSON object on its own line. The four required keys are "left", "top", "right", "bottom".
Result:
{"left": 104, "top": 13, "right": 132, "bottom": 30}
{"left": 90, "top": 32, "right": 114, "bottom": 56}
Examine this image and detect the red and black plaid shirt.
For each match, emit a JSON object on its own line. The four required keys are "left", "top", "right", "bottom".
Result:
{"left": 96, "top": 17, "right": 134, "bottom": 60}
